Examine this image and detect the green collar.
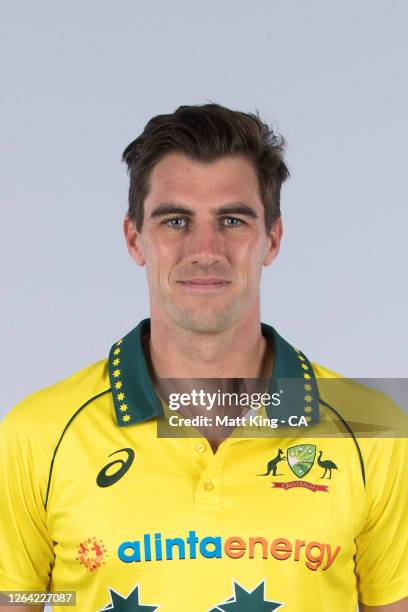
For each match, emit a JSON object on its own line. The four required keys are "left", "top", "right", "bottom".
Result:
{"left": 108, "top": 318, "right": 319, "bottom": 427}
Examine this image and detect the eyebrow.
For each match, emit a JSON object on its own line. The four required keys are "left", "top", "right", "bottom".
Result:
{"left": 149, "top": 202, "right": 258, "bottom": 219}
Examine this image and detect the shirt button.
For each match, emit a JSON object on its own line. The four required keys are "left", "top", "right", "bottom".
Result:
{"left": 203, "top": 480, "right": 214, "bottom": 491}
{"left": 195, "top": 443, "right": 206, "bottom": 453}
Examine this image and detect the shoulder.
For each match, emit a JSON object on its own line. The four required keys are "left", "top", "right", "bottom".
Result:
{"left": 310, "top": 361, "right": 342, "bottom": 378}
{"left": 0, "top": 358, "right": 111, "bottom": 445}
{"left": 310, "top": 359, "right": 407, "bottom": 484}
{"left": 311, "top": 359, "right": 406, "bottom": 431}
{"left": 0, "top": 359, "right": 111, "bottom": 505}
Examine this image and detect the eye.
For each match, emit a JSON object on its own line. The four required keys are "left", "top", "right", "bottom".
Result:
{"left": 222, "top": 216, "right": 245, "bottom": 227}
{"left": 163, "top": 217, "right": 187, "bottom": 229}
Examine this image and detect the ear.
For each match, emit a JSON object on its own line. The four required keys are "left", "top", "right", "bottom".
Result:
{"left": 263, "top": 217, "right": 283, "bottom": 266}
{"left": 123, "top": 216, "right": 146, "bottom": 266}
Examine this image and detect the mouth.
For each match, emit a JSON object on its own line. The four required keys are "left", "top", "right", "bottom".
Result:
{"left": 177, "top": 278, "right": 231, "bottom": 291}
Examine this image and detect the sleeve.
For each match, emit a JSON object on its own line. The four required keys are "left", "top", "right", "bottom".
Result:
{"left": 0, "top": 402, "right": 55, "bottom": 591}
{"left": 354, "top": 436, "right": 408, "bottom": 606}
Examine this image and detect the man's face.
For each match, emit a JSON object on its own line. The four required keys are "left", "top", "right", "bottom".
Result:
{"left": 124, "top": 153, "right": 282, "bottom": 334}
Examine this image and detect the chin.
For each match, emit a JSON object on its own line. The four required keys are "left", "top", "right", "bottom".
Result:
{"left": 172, "top": 307, "right": 237, "bottom": 335}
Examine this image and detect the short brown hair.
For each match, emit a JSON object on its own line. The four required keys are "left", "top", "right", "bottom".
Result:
{"left": 122, "top": 102, "right": 290, "bottom": 233}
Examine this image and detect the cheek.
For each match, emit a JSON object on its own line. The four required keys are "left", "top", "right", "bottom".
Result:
{"left": 141, "top": 234, "right": 165, "bottom": 267}
{"left": 230, "top": 238, "right": 266, "bottom": 273}
{"left": 147, "top": 233, "right": 184, "bottom": 262}
{"left": 143, "top": 244, "right": 177, "bottom": 290}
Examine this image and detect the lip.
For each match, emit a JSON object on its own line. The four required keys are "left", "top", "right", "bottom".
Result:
{"left": 177, "top": 278, "right": 231, "bottom": 289}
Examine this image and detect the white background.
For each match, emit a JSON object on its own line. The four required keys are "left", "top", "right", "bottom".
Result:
{"left": 1, "top": 0, "right": 407, "bottom": 416}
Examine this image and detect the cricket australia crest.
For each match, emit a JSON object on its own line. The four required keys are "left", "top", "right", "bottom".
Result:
{"left": 287, "top": 444, "right": 316, "bottom": 479}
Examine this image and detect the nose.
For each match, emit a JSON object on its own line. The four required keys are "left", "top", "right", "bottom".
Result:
{"left": 186, "top": 222, "right": 221, "bottom": 266}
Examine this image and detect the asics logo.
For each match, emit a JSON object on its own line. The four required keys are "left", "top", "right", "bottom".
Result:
{"left": 96, "top": 448, "right": 135, "bottom": 487}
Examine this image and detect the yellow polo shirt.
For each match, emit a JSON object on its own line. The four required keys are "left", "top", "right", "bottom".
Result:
{"left": 0, "top": 318, "right": 407, "bottom": 611}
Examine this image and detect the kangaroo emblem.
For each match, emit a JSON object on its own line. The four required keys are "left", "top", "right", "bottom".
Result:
{"left": 257, "top": 449, "right": 286, "bottom": 477}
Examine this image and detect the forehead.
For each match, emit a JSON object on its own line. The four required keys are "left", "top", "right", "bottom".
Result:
{"left": 145, "top": 153, "right": 261, "bottom": 209}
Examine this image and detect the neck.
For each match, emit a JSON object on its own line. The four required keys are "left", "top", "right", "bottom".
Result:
{"left": 145, "top": 309, "right": 274, "bottom": 381}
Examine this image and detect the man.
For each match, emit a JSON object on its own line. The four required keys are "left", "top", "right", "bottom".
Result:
{"left": 0, "top": 103, "right": 407, "bottom": 611}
